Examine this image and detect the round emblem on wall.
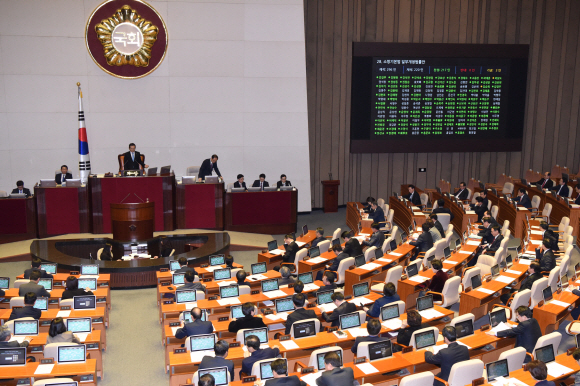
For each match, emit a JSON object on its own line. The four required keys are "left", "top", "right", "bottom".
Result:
{"left": 86, "top": 0, "right": 168, "bottom": 79}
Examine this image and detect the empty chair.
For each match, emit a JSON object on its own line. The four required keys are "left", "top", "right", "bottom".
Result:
{"left": 501, "top": 220, "right": 510, "bottom": 235}
{"left": 558, "top": 250, "right": 571, "bottom": 276}
{"left": 471, "top": 191, "right": 480, "bottom": 205}
{"left": 534, "top": 203, "right": 552, "bottom": 222}
{"left": 400, "top": 372, "right": 435, "bottom": 386}
{"left": 318, "top": 240, "right": 331, "bottom": 254}
{"left": 9, "top": 297, "right": 25, "bottom": 309}
{"left": 226, "top": 182, "right": 235, "bottom": 192}
{"left": 393, "top": 226, "right": 403, "bottom": 245}
{"left": 186, "top": 166, "right": 200, "bottom": 176}
{"left": 364, "top": 246, "right": 377, "bottom": 263}
{"left": 421, "top": 246, "right": 436, "bottom": 269}
{"left": 433, "top": 239, "right": 447, "bottom": 259}
{"left": 380, "top": 209, "right": 395, "bottom": 233}
{"left": 59, "top": 299, "right": 74, "bottom": 308}
{"left": 335, "top": 257, "right": 355, "bottom": 285}
{"left": 530, "top": 195, "right": 541, "bottom": 215}
{"left": 371, "top": 265, "right": 403, "bottom": 292}
{"left": 437, "top": 213, "right": 451, "bottom": 231}
{"left": 430, "top": 276, "right": 461, "bottom": 308}
{"left": 497, "top": 347, "right": 527, "bottom": 374}
{"left": 332, "top": 228, "right": 341, "bottom": 241}
{"left": 461, "top": 267, "right": 481, "bottom": 290}
{"left": 530, "top": 277, "right": 548, "bottom": 308}
{"left": 13, "top": 279, "right": 29, "bottom": 289}
{"left": 0, "top": 190, "right": 8, "bottom": 198}
{"left": 382, "top": 236, "right": 394, "bottom": 253}
{"left": 443, "top": 359, "right": 484, "bottom": 386}
{"left": 546, "top": 267, "right": 560, "bottom": 293}
{"left": 377, "top": 198, "right": 385, "bottom": 207}
{"left": 492, "top": 289, "right": 531, "bottom": 322}
{"left": 476, "top": 247, "right": 504, "bottom": 276}
{"left": 409, "top": 326, "right": 441, "bottom": 349}
{"left": 290, "top": 318, "right": 320, "bottom": 339}
{"left": 379, "top": 301, "right": 405, "bottom": 319}
{"left": 491, "top": 205, "right": 499, "bottom": 219}
{"left": 420, "top": 193, "right": 429, "bottom": 210}
{"left": 503, "top": 182, "right": 514, "bottom": 196}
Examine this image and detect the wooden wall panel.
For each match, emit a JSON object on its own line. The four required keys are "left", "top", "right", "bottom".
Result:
{"left": 304, "top": 0, "right": 580, "bottom": 208}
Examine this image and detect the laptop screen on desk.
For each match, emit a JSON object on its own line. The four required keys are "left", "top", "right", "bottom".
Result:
{"left": 172, "top": 273, "right": 185, "bottom": 285}
{"left": 317, "top": 290, "right": 334, "bottom": 305}
{"left": 13, "top": 320, "right": 38, "bottom": 336}
{"left": 190, "top": 334, "right": 215, "bottom": 352}
{"left": 183, "top": 309, "right": 208, "bottom": 323}
{"left": 261, "top": 279, "right": 279, "bottom": 293}
{"left": 0, "top": 277, "right": 8, "bottom": 289}
{"left": 368, "top": 340, "right": 393, "bottom": 361}
{"left": 78, "top": 278, "right": 97, "bottom": 291}
{"left": 33, "top": 297, "right": 48, "bottom": 311}
{"left": 219, "top": 285, "right": 239, "bottom": 299}
{"left": 57, "top": 344, "right": 86, "bottom": 364}
{"left": 444, "top": 247, "right": 451, "bottom": 258}
{"left": 406, "top": 264, "right": 418, "bottom": 277}
{"left": 176, "top": 290, "right": 197, "bottom": 304}
{"left": 293, "top": 320, "right": 316, "bottom": 339}
{"left": 66, "top": 317, "right": 92, "bottom": 333}
{"left": 43, "top": 382, "right": 78, "bottom": 386}
{"left": 339, "top": 312, "right": 361, "bottom": 330}
{"left": 455, "top": 319, "right": 474, "bottom": 339}
{"left": 302, "top": 225, "right": 308, "bottom": 236}
{"left": 251, "top": 262, "right": 267, "bottom": 275}
{"left": 244, "top": 328, "right": 268, "bottom": 344}
{"left": 374, "top": 248, "right": 384, "bottom": 259}
{"left": 0, "top": 347, "right": 26, "bottom": 367}
{"left": 416, "top": 295, "right": 433, "bottom": 311}
{"left": 471, "top": 274, "right": 482, "bottom": 290}
{"left": 210, "top": 255, "right": 225, "bottom": 266}
{"left": 415, "top": 330, "right": 436, "bottom": 349}
{"left": 230, "top": 305, "right": 243, "bottom": 319}
{"left": 275, "top": 297, "right": 294, "bottom": 313}
{"left": 80, "top": 265, "right": 99, "bottom": 276}
{"left": 40, "top": 263, "right": 57, "bottom": 274}
{"left": 169, "top": 260, "right": 180, "bottom": 271}
{"left": 309, "top": 246, "right": 320, "bottom": 258}
{"left": 38, "top": 278, "right": 52, "bottom": 291}
{"left": 535, "top": 344, "right": 555, "bottom": 364}
{"left": 199, "top": 367, "right": 228, "bottom": 386}
{"left": 214, "top": 268, "right": 231, "bottom": 281}
{"left": 381, "top": 304, "right": 399, "bottom": 321}
{"left": 260, "top": 359, "right": 286, "bottom": 380}
{"left": 298, "top": 272, "right": 313, "bottom": 285}
{"left": 317, "top": 350, "right": 342, "bottom": 370}
{"left": 353, "top": 282, "right": 369, "bottom": 297}
{"left": 543, "top": 287, "right": 553, "bottom": 303}
{"left": 354, "top": 255, "right": 366, "bottom": 267}
{"left": 488, "top": 309, "right": 507, "bottom": 327}
{"left": 332, "top": 238, "right": 341, "bottom": 247}
{"left": 490, "top": 265, "right": 500, "bottom": 278}
{"left": 73, "top": 295, "right": 96, "bottom": 310}
{"left": 486, "top": 359, "right": 509, "bottom": 382}
{"left": 268, "top": 240, "right": 278, "bottom": 251}
{"left": 390, "top": 240, "right": 397, "bottom": 251}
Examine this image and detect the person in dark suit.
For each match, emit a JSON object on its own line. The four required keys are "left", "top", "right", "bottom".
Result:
{"left": 351, "top": 318, "right": 388, "bottom": 355}
{"left": 471, "top": 196, "right": 487, "bottom": 222}
{"left": 316, "top": 272, "right": 337, "bottom": 295}
{"left": 409, "top": 223, "right": 433, "bottom": 260}
{"left": 364, "top": 282, "right": 400, "bottom": 318}
{"left": 174, "top": 257, "right": 198, "bottom": 277}
{"left": 433, "top": 199, "right": 455, "bottom": 221}
{"left": 0, "top": 325, "right": 31, "bottom": 347}
{"left": 225, "top": 255, "right": 235, "bottom": 269}
{"left": 200, "top": 340, "right": 235, "bottom": 381}
{"left": 0, "top": 289, "right": 4, "bottom": 297}
{"left": 527, "top": 360, "right": 556, "bottom": 386}
{"left": 575, "top": 185, "right": 580, "bottom": 205}
{"left": 278, "top": 266, "right": 295, "bottom": 286}
{"left": 11, "top": 180, "right": 31, "bottom": 197}
{"left": 18, "top": 270, "right": 50, "bottom": 298}
{"left": 24, "top": 257, "right": 53, "bottom": 279}
{"left": 403, "top": 185, "right": 421, "bottom": 205}
{"left": 55, "top": 165, "right": 73, "bottom": 184}
{"left": 491, "top": 306, "right": 541, "bottom": 362}
{"left": 99, "top": 243, "right": 119, "bottom": 261}
{"left": 177, "top": 271, "right": 206, "bottom": 292}
{"left": 513, "top": 188, "right": 532, "bottom": 208}
{"left": 276, "top": 174, "right": 292, "bottom": 189}
{"left": 468, "top": 220, "right": 497, "bottom": 267}
{"left": 122, "top": 143, "right": 148, "bottom": 171}
{"left": 534, "top": 172, "right": 554, "bottom": 190}
{"left": 395, "top": 310, "right": 429, "bottom": 351}
{"left": 175, "top": 307, "right": 214, "bottom": 339}
{"left": 362, "top": 223, "right": 385, "bottom": 249}
{"left": 240, "top": 335, "right": 280, "bottom": 377}
{"left": 157, "top": 237, "right": 173, "bottom": 258}
{"left": 477, "top": 217, "right": 494, "bottom": 243}
{"left": 425, "top": 326, "right": 470, "bottom": 386}
{"left": 310, "top": 227, "right": 326, "bottom": 248}
{"left": 284, "top": 293, "right": 316, "bottom": 335}
{"left": 321, "top": 292, "right": 356, "bottom": 327}
{"left": 233, "top": 174, "right": 247, "bottom": 190}
{"left": 251, "top": 174, "right": 269, "bottom": 190}
{"left": 478, "top": 212, "right": 499, "bottom": 229}
{"left": 267, "top": 359, "right": 307, "bottom": 386}
{"left": 9, "top": 292, "right": 42, "bottom": 321}
{"left": 368, "top": 201, "right": 385, "bottom": 223}
{"left": 535, "top": 238, "right": 556, "bottom": 272}
{"left": 421, "top": 260, "right": 448, "bottom": 301}
{"left": 479, "top": 190, "right": 490, "bottom": 210}
{"left": 280, "top": 234, "right": 299, "bottom": 266}
{"left": 316, "top": 351, "right": 355, "bottom": 386}
{"left": 500, "top": 262, "right": 542, "bottom": 304}
{"left": 363, "top": 197, "right": 375, "bottom": 214}
{"left": 228, "top": 302, "right": 266, "bottom": 333}
{"left": 539, "top": 221, "right": 559, "bottom": 251}
{"left": 482, "top": 225, "right": 503, "bottom": 255}
{"left": 198, "top": 154, "right": 222, "bottom": 181}
{"left": 553, "top": 178, "right": 570, "bottom": 197}
{"left": 429, "top": 214, "right": 446, "bottom": 237}
{"left": 342, "top": 231, "right": 363, "bottom": 257}
{"left": 61, "top": 276, "right": 94, "bottom": 300}
{"left": 455, "top": 182, "right": 469, "bottom": 200}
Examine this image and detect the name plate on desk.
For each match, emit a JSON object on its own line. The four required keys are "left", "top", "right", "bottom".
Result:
{"left": 17, "top": 379, "right": 31, "bottom": 386}
{"left": 262, "top": 309, "right": 273, "bottom": 315}
{"left": 402, "top": 346, "right": 413, "bottom": 353}
{"left": 174, "top": 348, "right": 187, "bottom": 354}
{"left": 300, "top": 367, "right": 314, "bottom": 374}
{"left": 251, "top": 290, "right": 260, "bottom": 295}
{"left": 169, "top": 322, "right": 180, "bottom": 327}
{"left": 242, "top": 376, "right": 256, "bottom": 383}
{"left": 218, "top": 316, "right": 229, "bottom": 322}
{"left": 472, "top": 378, "right": 484, "bottom": 386}
{"left": 201, "top": 264, "right": 209, "bottom": 268}
{"left": 354, "top": 357, "right": 367, "bottom": 364}
{"left": 229, "top": 342, "right": 241, "bottom": 348}
{"left": 307, "top": 303, "right": 316, "bottom": 308}
{"left": 203, "top": 278, "right": 212, "bottom": 282}
{"left": 160, "top": 268, "right": 169, "bottom": 272}
{"left": 40, "top": 358, "right": 54, "bottom": 364}
{"left": 163, "top": 300, "right": 173, "bottom": 305}
{"left": 288, "top": 283, "right": 294, "bottom": 288}
{"left": 327, "top": 327, "right": 338, "bottom": 333}
{"left": 279, "top": 335, "right": 291, "bottom": 341}
{"left": 161, "top": 282, "right": 170, "bottom": 286}
{"left": 70, "top": 271, "right": 79, "bottom": 275}
{"left": 208, "top": 296, "right": 218, "bottom": 300}
{"left": 480, "top": 324, "right": 490, "bottom": 331}
{"left": 60, "top": 306, "right": 71, "bottom": 310}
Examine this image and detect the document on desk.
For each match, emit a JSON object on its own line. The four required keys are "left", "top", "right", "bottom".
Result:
{"left": 296, "top": 241, "right": 306, "bottom": 247}
{"left": 490, "top": 377, "right": 528, "bottom": 386}
{"left": 264, "top": 290, "right": 288, "bottom": 299}
{"left": 217, "top": 281, "right": 236, "bottom": 287}
{"left": 407, "top": 275, "right": 430, "bottom": 283}
{"left": 303, "top": 283, "right": 320, "bottom": 291}
{"left": 353, "top": 236, "right": 366, "bottom": 243}
{"left": 308, "top": 257, "right": 327, "bottom": 264}
{"left": 79, "top": 275, "right": 100, "bottom": 279}
{"left": 518, "top": 259, "right": 532, "bottom": 265}
{"left": 57, "top": 310, "right": 71, "bottom": 318}
{"left": 530, "top": 230, "right": 543, "bottom": 235}
{"left": 476, "top": 287, "right": 495, "bottom": 294}
{"left": 9, "top": 336, "right": 26, "bottom": 343}
{"left": 466, "top": 210, "right": 476, "bottom": 215}
{"left": 505, "top": 269, "right": 523, "bottom": 275}
{"left": 490, "top": 322, "right": 513, "bottom": 335}
{"left": 382, "top": 319, "right": 403, "bottom": 330}
{"left": 35, "top": 364, "right": 55, "bottom": 375}
{"left": 217, "top": 298, "right": 240, "bottom": 306}
{"left": 494, "top": 275, "right": 515, "bottom": 284}
{"left": 443, "top": 260, "right": 459, "bottom": 265}
{"left": 378, "top": 258, "right": 392, "bottom": 263}
{"left": 247, "top": 274, "right": 268, "bottom": 281}
{"left": 432, "top": 344, "right": 448, "bottom": 355}
{"left": 546, "top": 362, "right": 573, "bottom": 377}
{"left": 349, "top": 297, "right": 373, "bottom": 306}
{"left": 413, "top": 212, "right": 425, "bottom": 216}
{"left": 266, "top": 312, "right": 289, "bottom": 321}
{"left": 458, "top": 250, "right": 472, "bottom": 254}
{"left": 268, "top": 249, "right": 284, "bottom": 255}
{"left": 466, "top": 240, "right": 481, "bottom": 246}
{"left": 318, "top": 303, "right": 337, "bottom": 313}
{"left": 418, "top": 309, "right": 444, "bottom": 319}
{"left": 263, "top": 301, "right": 274, "bottom": 307}
{"left": 358, "top": 233, "right": 370, "bottom": 237}
{"left": 358, "top": 263, "right": 382, "bottom": 271}
{"left": 347, "top": 328, "right": 369, "bottom": 338}
{"left": 171, "top": 326, "right": 180, "bottom": 336}
{"left": 550, "top": 300, "right": 572, "bottom": 308}
{"left": 300, "top": 371, "right": 323, "bottom": 386}
{"left": 356, "top": 362, "right": 379, "bottom": 374}
{"left": 190, "top": 350, "right": 214, "bottom": 363}
{"left": 530, "top": 240, "right": 542, "bottom": 245}
{"left": 203, "top": 266, "right": 220, "bottom": 272}
{"left": 268, "top": 323, "right": 285, "bottom": 331}
{"left": 280, "top": 339, "right": 299, "bottom": 350}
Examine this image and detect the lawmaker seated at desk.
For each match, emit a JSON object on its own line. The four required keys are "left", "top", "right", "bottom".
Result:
{"left": 481, "top": 225, "right": 503, "bottom": 255}
{"left": 366, "top": 201, "right": 384, "bottom": 223}
{"left": 470, "top": 196, "right": 487, "bottom": 222}
{"left": 233, "top": 174, "right": 247, "bottom": 190}
{"left": 575, "top": 184, "right": 580, "bottom": 205}
{"left": 409, "top": 222, "right": 433, "bottom": 260}
{"left": 426, "top": 220, "right": 442, "bottom": 243}
{"left": 424, "top": 326, "right": 470, "bottom": 386}
{"left": 552, "top": 177, "right": 569, "bottom": 197}
{"left": 316, "top": 351, "right": 356, "bottom": 386}
{"left": 512, "top": 188, "right": 532, "bottom": 208}
{"left": 454, "top": 181, "right": 469, "bottom": 200}
{"left": 278, "top": 266, "right": 295, "bottom": 287}
{"left": 432, "top": 199, "right": 454, "bottom": 221}
{"left": 122, "top": 142, "right": 148, "bottom": 171}
{"left": 236, "top": 270, "right": 251, "bottom": 290}
{"left": 0, "top": 325, "right": 31, "bottom": 348}
{"left": 62, "top": 276, "right": 94, "bottom": 300}
{"left": 275, "top": 234, "right": 299, "bottom": 271}
{"left": 538, "top": 221, "right": 559, "bottom": 251}
{"left": 571, "top": 350, "right": 580, "bottom": 386}
{"left": 526, "top": 360, "right": 556, "bottom": 386}
{"left": 403, "top": 184, "right": 421, "bottom": 205}
{"left": 320, "top": 292, "right": 356, "bottom": 328}
{"left": 252, "top": 174, "right": 269, "bottom": 190}
{"left": 198, "top": 154, "right": 222, "bottom": 182}
{"left": 55, "top": 164, "right": 73, "bottom": 184}
{"left": 174, "top": 256, "right": 198, "bottom": 277}
{"left": 486, "top": 306, "right": 541, "bottom": 362}
{"left": 316, "top": 245, "right": 347, "bottom": 281}
{"left": 316, "top": 272, "right": 337, "bottom": 295}
{"left": 267, "top": 358, "right": 307, "bottom": 386}
{"left": 362, "top": 222, "right": 385, "bottom": 248}
{"left": 240, "top": 334, "right": 281, "bottom": 378}
{"left": 285, "top": 293, "right": 316, "bottom": 335}
{"left": 175, "top": 307, "right": 214, "bottom": 339}
{"left": 9, "top": 292, "right": 41, "bottom": 321}
{"left": 225, "top": 255, "right": 235, "bottom": 269}
{"left": 47, "top": 317, "right": 81, "bottom": 344}
{"left": 500, "top": 262, "right": 543, "bottom": 304}
{"left": 532, "top": 171, "right": 554, "bottom": 190}
{"left": 18, "top": 270, "right": 50, "bottom": 298}
{"left": 228, "top": 302, "right": 266, "bottom": 333}
{"left": 363, "top": 282, "right": 400, "bottom": 318}
{"left": 535, "top": 238, "right": 556, "bottom": 272}
{"left": 199, "top": 339, "right": 235, "bottom": 381}
{"left": 342, "top": 231, "right": 362, "bottom": 257}
{"left": 11, "top": 180, "right": 31, "bottom": 197}
{"left": 428, "top": 213, "right": 445, "bottom": 239}
{"left": 277, "top": 174, "right": 292, "bottom": 189}
{"left": 363, "top": 196, "right": 375, "bottom": 214}
{"left": 310, "top": 227, "right": 326, "bottom": 248}
{"left": 394, "top": 309, "right": 429, "bottom": 352}
{"left": 24, "top": 257, "right": 53, "bottom": 279}
{"left": 177, "top": 271, "right": 206, "bottom": 292}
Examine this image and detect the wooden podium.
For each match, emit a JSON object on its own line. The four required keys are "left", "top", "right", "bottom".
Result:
{"left": 321, "top": 180, "right": 340, "bottom": 213}
{"left": 110, "top": 202, "right": 155, "bottom": 241}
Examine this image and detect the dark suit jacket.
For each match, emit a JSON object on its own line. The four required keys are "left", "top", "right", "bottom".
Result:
{"left": 240, "top": 347, "right": 280, "bottom": 377}
{"left": 485, "top": 235, "right": 504, "bottom": 252}
{"left": 23, "top": 269, "right": 53, "bottom": 279}
{"left": 409, "top": 232, "right": 433, "bottom": 253}
{"left": 496, "top": 318, "right": 541, "bottom": 354}
{"left": 321, "top": 301, "right": 357, "bottom": 327}
{"left": 478, "top": 226, "right": 493, "bottom": 244}
{"left": 277, "top": 181, "right": 292, "bottom": 188}
{"left": 199, "top": 158, "right": 222, "bottom": 180}
{"left": 397, "top": 322, "right": 429, "bottom": 348}
{"left": 535, "top": 249, "right": 556, "bottom": 272}
{"left": 432, "top": 207, "right": 454, "bottom": 221}
{"left": 362, "top": 231, "right": 384, "bottom": 249}
{"left": 535, "top": 178, "right": 554, "bottom": 190}
{"left": 62, "top": 288, "right": 94, "bottom": 300}
{"left": 543, "top": 230, "right": 559, "bottom": 251}
{"left": 316, "top": 284, "right": 337, "bottom": 297}
{"left": 251, "top": 180, "right": 269, "bottom": 189}
{"left": 233, "top": 181, "right": 247, "bottom": 189}
{"left": 228, "top": 315, "right": 266, "bottom": 333}
{"left": 11, "top": 188, "right": 31, "bottom": 197}
{"left": 8, "top": 305, "right": 41, "bottom": 321}
{"left": 455, "top": 189, "right": 469, "bottom": 200}
{"left": 554, "top": 184, "right": 570, "bottom": 197}
{"left": 473, "top": 204, "right": 487, "bottom": 222}
{"left": 282, "top": 242, "right": 299, "bottom": 264}
{"left": 433, "top": 221, "right": 445, "bottom": 237}
{"left": 18, "top": 282, "right": 50, "bottom": 298}
{"left": 285, "top": 308, "right": 317, "bottom": 335}
{"left": 200, "top": 355, "right": 235, "bottom": 381}
{"left": 425, "top": 342, "right": 470, "bottom": 385}
{"left": 0, "top": 340, "right": 29, "bottom": 348}
{"left": 404, "top": 191, "right": 422, "bottom": 205}
{"left": 575, "top": 195, "right": 580, "bottom": 205}
{"left": 55, "top": 172, "right": 73, "bottom": 184}
{"left": 122, "top": 151, "right": 145, "bottom": 171}
{"left": 175, "top": 319, "right": 214, "bottom": 339}
{"left": 0, "top": 289, "right": 4, "bottom": 297}
{"left": 343, "top": 239, "right": 363, "bottom": 257}
{"left": 174, "top": 266, "right": 198, "bottom": 277}
{"left": 519, "top": 272, "right": 543, "bottom": 292}
{"left": 369, "top": 206, "right": 385, "bottom": 223}
{"left": 311, "top": 236, "right": 326, "bottom": 248}
{"left": 513, "top": 194, "right": 532, "bottom": 208}
{"left": 351, "top": 335, "right": 386, "bottom": 354}
{"left": 366, "top": 294, "right": 400, "bottom": 318}
{"left": 316, "top": 366, "right": 355, "bottom": 386}
{"left": 266, "top": 375, "right": 306, "bottom": 386}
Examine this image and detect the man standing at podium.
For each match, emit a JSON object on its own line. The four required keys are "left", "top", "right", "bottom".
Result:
{"left": 198, "top": 154, "right": 222, "bottom": 182}
{"left": 55, "top": 165, "right": 73, "bottom": 184}
{"left": 122, "top": 143, "right": 148, "bottom": 171}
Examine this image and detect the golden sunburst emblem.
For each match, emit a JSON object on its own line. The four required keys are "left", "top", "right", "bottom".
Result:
{"left": 95, "top": 5, "right": 158, "bottom": 67}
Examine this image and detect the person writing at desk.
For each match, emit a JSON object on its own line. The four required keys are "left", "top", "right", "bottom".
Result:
{"left": 198, "top": 154, "right": 222, "bottom": 182}
{"left": 122, "top": 143, "right": 148, "bottom": 171}
{"left": 362, "top": 223, "right": 384, "bottom": 249}
{"left": 363, "top": 197, "right": 375, "bottom": 213}
{"left": 403, "top": 185, "right": 421, "bottom": 205}
{"left": 252, "top": 174, "right": 269, "bottom": 190}
{"left": 276, "top": 234, "right": 299, "bottom": 271}
{"left": 342, "top": 231, "right": 363, "bottom": 257}
{"left": 233, "top": 174, "right": 247, "bottom": 190}
{"left": 512, "top": 188, "right": 532, "bottom": 208}
{"left": 320, "top": 292, "right": 356, "bottom": 327}
{"left": 432, "top": 199, "right": 454, "bottom": 221}
{"left": 62, "top": 276, "right": 94, "bottom": 300}
{"left": 11, "top": 180, "right": 31, "bottom": 197}
{"left": 55, "top": 165, "right": 73, "bottom": 184}
{"left": 553, "top": 177, "right": 569, "bottom": 197}
{"left": 0, "top": 325, "right": 32, "bottom": 348}
{"left": 277, "top": 174, "right": 292, "bottom": 188}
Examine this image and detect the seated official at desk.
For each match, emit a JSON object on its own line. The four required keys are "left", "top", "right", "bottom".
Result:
{"left": 55, "top": 164, "right": 73, "bottom": 184}
{"left": 477, "top": 217, "right": 494, "bottom": 243}
{"left": 425, "top": 326, "right": 470, "bottom": 386}
{"left": 236, "top": 270, "right": 250, "bottom": 290}
{"left": 432, "top": 199, "right": 454, "bottom": 221}
{"left": 175, "top": 307, "right": 213, "bottom": 339}
{"left": 468, "top": 221, "right": 497, "bottom": 267}
{"left": 252, "top": 174, "right": 269, "bottom": 190}
{"left": 321, "top": 292, "right": 356, "bottom": 327}
{"left": 316, "top": 245, "right": 348, "bottom": 281}
{"left": 482, "top": 225, "right": 503, "bottom": 254}
{"left": 429, "top": 214, "right": 445, "bottom": 238}
{"left": 0, "top": 325, "right": 31, "bottom": 348}
{"left": 512, "top": 188, "right": 532, "bottom": 208}
{"left": 426, "top": 220, "right": 442, "bottom": 243}
{"left": 19, "top": 270, "right": 50, "bottom": 298}
{"left": 277, "top": 174, "right": 292, "bottom": 189}
{"left": 552, "top": 177, "right": 569, "bottom": 197}
{"left": 455, "top": 182, "right": 469, "bottom": 200}
{"left": 9, "top": 292, "right": 42, "bottom": 321}
{"left": 342, "top": 231, "right": 363, "bottom": 257}
{"left": 316, "top": 351, "right": 356, "bottom": 386}
{"left": 572, "top": 350, "right": 580, "bottom": 386}
{"left": 535, "top": 238, "right": 556, "bottom": 272}
{"left": 500, "top": 262, "right": 543, "bottom": 304}
{"left": 409, "top": 223, "right": 433, "bottom": 260}
{"left": 157, "top": 236, "right": 173, "bottom": 258}
{"left": 199, "top": 154, "right": 222, "bottom": 182}
{"left": 178, "top": 271, "right": 206, "bottom": 292}
{"left": 478, "top": 212, "right": 498, "bottom": 229}
{"left": 240, "top": 335, "right": 281, "bottom": 377}
{"left": 539, "top": 221, "right": 559, "bottom": 251}
{"left": 285, "top": 293, "right": 316, "bottom": 335}
{"left": 174, "top": 257, "right": 198, "bottom": 277}
{"left": 471, "top": 196, "right": 487, "bottom": 222}
{"left": 233, "top": 174, "right": 247, "bottom": 190}
{"left": 403, "top": 184, "right": 421, "bottom": 205}
{"left": 200, "top": 340, "right": 235, "bottom": 381}
{"left": 228, "top": 302, "right": 266, "bottom": 333}
{"left": 351, "top": 319, "right": 387, "bottom": 355}
{"left": 362, "top": 223, "right": 384, "bottom": 248}
{"left": 311, "top": 227, "right": 326, "bottom": 248}
{"left": 11, "top": 180, "right": 31, "bottom": 197}
{"left": 316, "top": 272, "right": 337, "bottom": 295}
{"left": 47, "top": 317, "right": 81, "bottom": 344}
{"left": 62, "top": 276, "right": 94, "bottom": 300}
{"left": 122, "top": 142, "right": 148, "bottom": 171}
{"left": 267, "top": 359, "right": 306, "bottom": 386}
{"left": 278, "top": 266, "right": 295, "bottom": 286}
{"left": 24, "top": 257, "right": 53, "bottom": 279}
{"left": 420, "top": 260, "right": 448, "bottom": 301}
{"left": 275, "top": 234, "right": 299, "bottom": 271}
{"left": 575, "top": 185, "right": 580, "bottom": 205}
{"left": 364, "top": 196, "right": 375, "bottom": 214}
{"left": 533, "top": 171, "right": 554, "bottom": 190}
{"left": 99, "top": 243, "right": 120, "bottom": 261}
{"left": 488, "top": 306, "right": 541, "bottom": 363}
{"left": 395, "top": 310, "right": 429, "bottom": 351}
{"left": 225, "top": 255, "right": 235, "bottom": 269}
{"left": 527, "top": 360, "right": 556, "bottom": 386}
{"left": 363, "top": 283, "right": 400, "bottom": 318}
{"left": 367, "top": 201, "right": 384, "bottom": 223}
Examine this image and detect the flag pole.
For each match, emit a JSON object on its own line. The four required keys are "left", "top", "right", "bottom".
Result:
{"left": 77, "top": 82, "right": 91, "bottom": 184}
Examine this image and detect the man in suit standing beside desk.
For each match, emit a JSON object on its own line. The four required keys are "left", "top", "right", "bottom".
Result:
{"left": 55, "top": 165, "right": 73, "bottom": 184}
{"left": 433, "top": 199, "right": 455, "bottom": 221}
{"left": 284, "top": 294, "right": 316, "bottom": 335}
{"left": 455, "top": 182, "right": 469, "bottom": 200}
{"left": 198, "top": 154, "right": 222, "bottom": 182}
{"left": 316, "top": 351, "right": 356, "bottom": 386}
{"left": 403, "top": 185, "right": 422, "bottom": 205}
{"left": 534, "top": 172, "right": 554, "bottom": 190}
{"left": 513, "top": 188, "right": 532, "bottom": 208}
{"left": 277, "top": 174, "right": 292, "bottom": 189}
{"left": 342, "top": 231, "right": 363, "bottom": 257}
{"left": 122, "top": 143, "right": 148, "bottom": 171}
{"left": 199, "top": 340, "right": 235, "bottom": 381}
{"left": 252, "top": 174, "right": 269, "bottom": 190}
{"left": 553, "top": 178, "right": 570, "bottom": 197}
{"left": 175, "top": 307, "right": 213, "bottom": 338}
{"left": 425, "top": 326, "right": 470, "bottom": 386}
{"left": 11, "top": 180, "right": 31, "bottom": 197}
{"left": 233, "top": 174, "right": 247, "bottom": 190}
{"left": 489, "top": 306, "right": 541, "bottom": 362}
